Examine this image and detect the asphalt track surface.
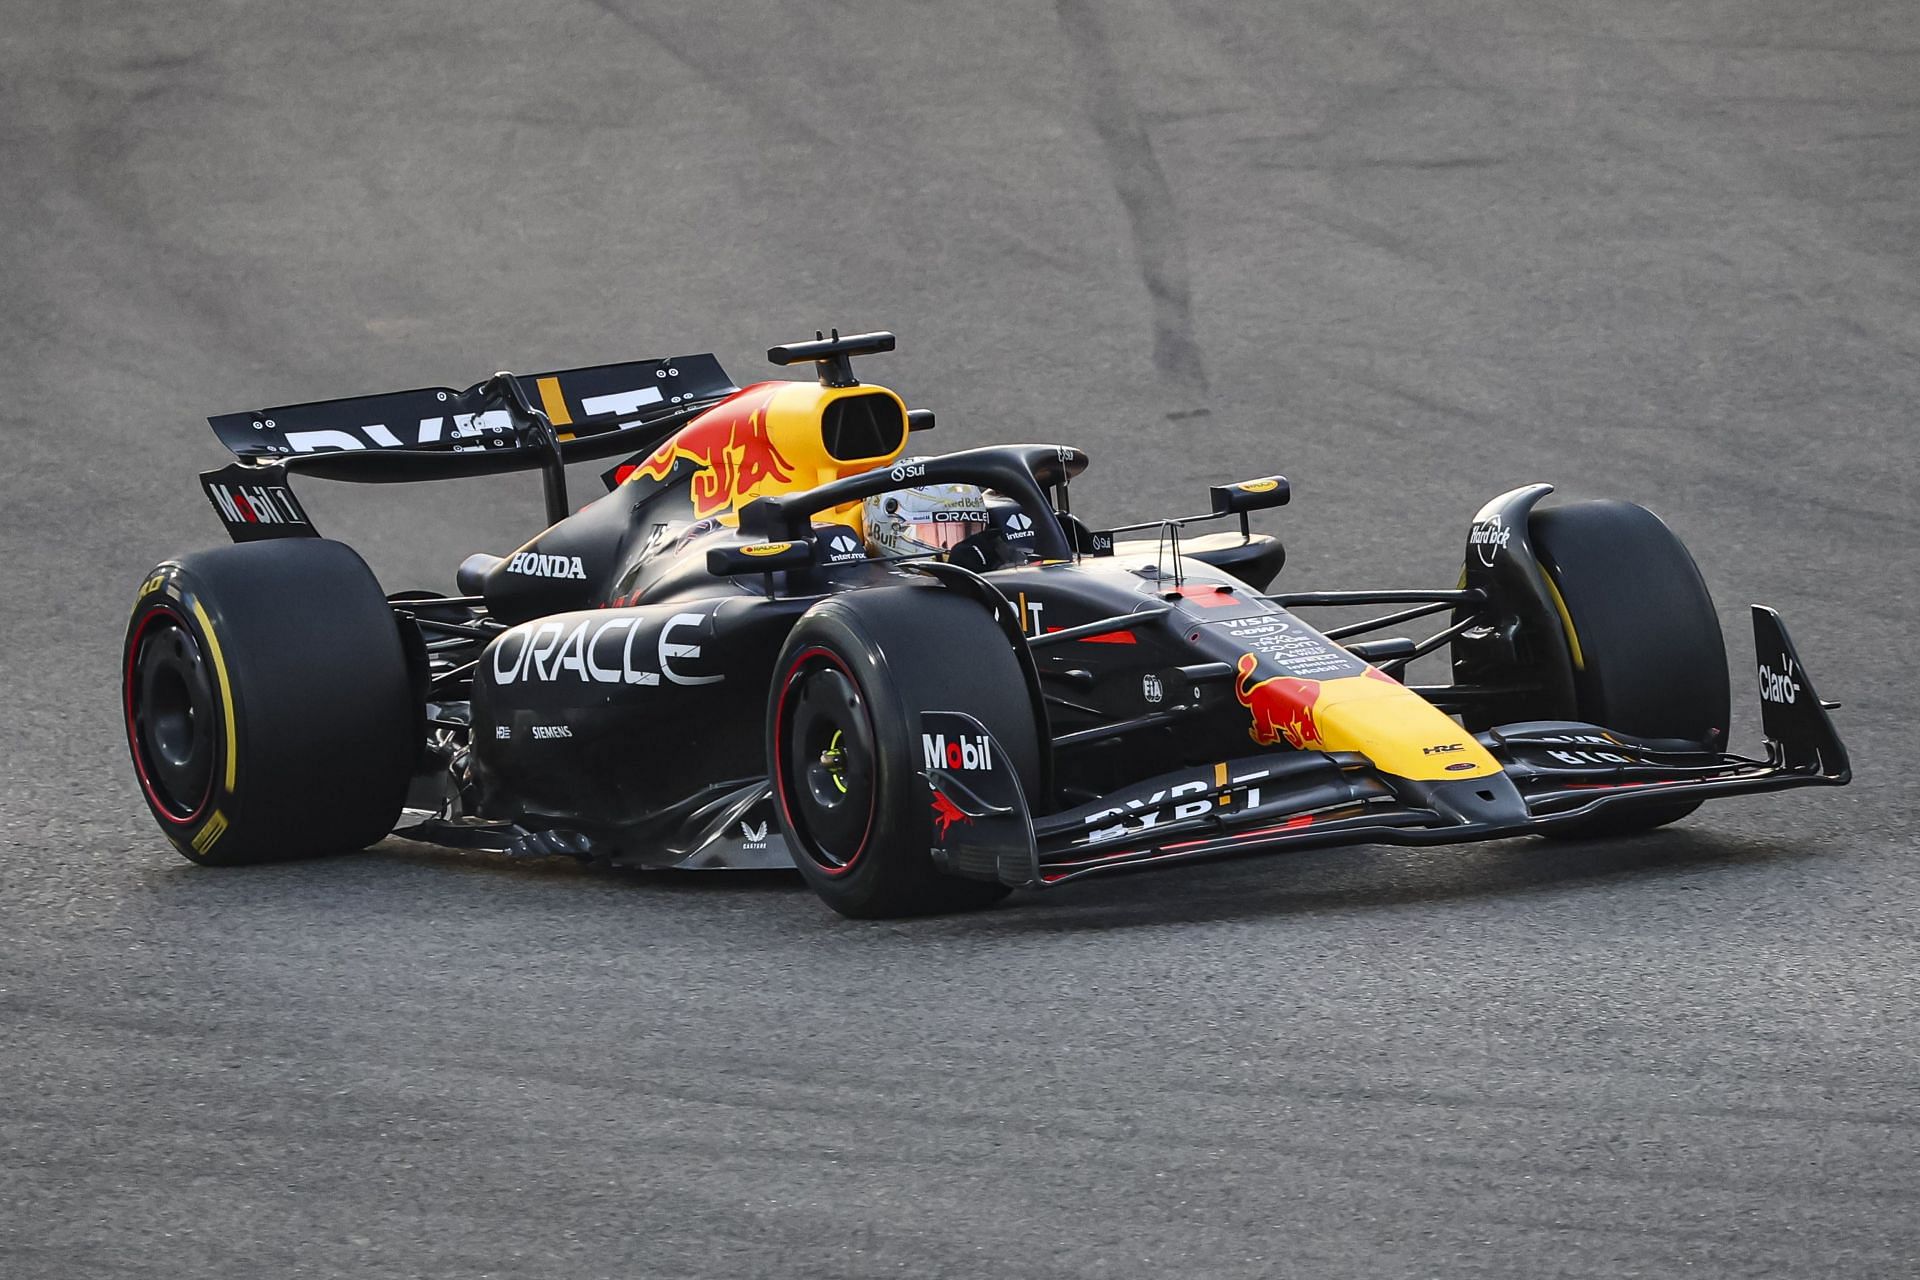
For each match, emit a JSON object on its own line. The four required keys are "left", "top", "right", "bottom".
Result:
{"left": 4, "top": 2, "right": 1918, "bottom": 1277}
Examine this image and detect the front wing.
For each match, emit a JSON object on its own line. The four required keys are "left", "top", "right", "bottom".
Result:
{"left": 925, "top": 606, "right": 1850, "bottom": 889}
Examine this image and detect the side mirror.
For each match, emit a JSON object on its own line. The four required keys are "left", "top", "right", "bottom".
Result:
{"left": 1209, "top": 476, "right": 1291, "bottom": 516}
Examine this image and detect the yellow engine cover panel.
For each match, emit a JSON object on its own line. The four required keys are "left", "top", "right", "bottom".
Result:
{"left": 627, "top": 381, "right": 909, "bottom": 531}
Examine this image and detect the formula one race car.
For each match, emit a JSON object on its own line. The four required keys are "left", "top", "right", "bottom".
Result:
{"left": 123, "top": 330, "right": 1851, "bottom": 917}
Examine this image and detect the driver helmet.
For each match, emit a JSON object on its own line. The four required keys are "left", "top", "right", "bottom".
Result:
{"left": 862, "top": 464, "right": 990, "bottom": 558}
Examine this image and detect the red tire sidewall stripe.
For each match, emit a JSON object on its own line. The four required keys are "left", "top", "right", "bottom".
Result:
{"left": 124, "top": 603, "right": 213, "bottom": 828}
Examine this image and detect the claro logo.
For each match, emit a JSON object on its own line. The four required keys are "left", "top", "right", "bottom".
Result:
{"left": 490, "top": 613, "right": 721, "bottom": 687}
{"left": 1759, "top": 655, "right": 1800, "bottom": 705}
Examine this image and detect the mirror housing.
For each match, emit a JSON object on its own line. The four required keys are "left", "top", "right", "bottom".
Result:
{"left": 1209, "top": 476, "right": 1291, "bottom": 516}
{"left": 707, "top": 539, "right": 815, "bottom": 577}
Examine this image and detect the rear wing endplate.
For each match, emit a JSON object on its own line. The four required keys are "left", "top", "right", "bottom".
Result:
{"left": 200, "top": 461, "right": 322, "bottom": 542}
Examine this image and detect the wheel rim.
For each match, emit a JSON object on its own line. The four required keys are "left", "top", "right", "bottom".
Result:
{"left": 776, "top": 651, "right": 877, "bottom": 875}
{"left": 126, "top": 608, "right": 217, "bottom": 824}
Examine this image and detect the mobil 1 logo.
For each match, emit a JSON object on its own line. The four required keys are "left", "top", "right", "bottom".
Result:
{"left": 923, "top": 730, "right": 993, "bottom": 772}
{"left": 199, "top": 462, "right": 319, "bottom": 543}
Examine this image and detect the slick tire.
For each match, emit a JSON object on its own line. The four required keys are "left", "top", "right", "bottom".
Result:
{"left": 768, "top": 586, "right": 1040, "bottom": 919}
{"left": 1529, "top": 500, "right": 1730, "bottom": 838}
{"left": 123, "top": 539, "right": 416, "bottom": 865}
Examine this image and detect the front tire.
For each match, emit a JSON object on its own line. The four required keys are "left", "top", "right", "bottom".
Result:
{"left": 768, "top": 586, "right": 1041, "bottom": 919}
{"left": 123, "top": 540, "right": 417, "bottom": 865}
{"left": 1528, "top": 500, "right": 1730, "bottom": 837}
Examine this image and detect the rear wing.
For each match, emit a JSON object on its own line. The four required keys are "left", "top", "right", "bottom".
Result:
{"left": 200, "top": 354, "right": 738, "bottom": 537}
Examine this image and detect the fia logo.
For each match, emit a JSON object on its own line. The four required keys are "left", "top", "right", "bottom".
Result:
{"left": 1142, "top": 673, "right": 1164, "bottom": 704}
{"left": 740, "top": 819, "right": 769, "bottom": 849}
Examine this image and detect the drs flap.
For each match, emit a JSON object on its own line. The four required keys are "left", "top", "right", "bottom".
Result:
{"left": 207, "top": 354, "right": 737, "bottom": 459}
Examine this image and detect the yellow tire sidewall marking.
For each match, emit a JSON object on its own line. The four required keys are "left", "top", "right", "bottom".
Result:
{"left": 190, "top": 809, "right": 229, "bottom": 856}
{"left": 189, "top": 598, "right": 240, "bottom": 795}
{"left": 1539, "top": 569, "right": 1587, "bottom": 672}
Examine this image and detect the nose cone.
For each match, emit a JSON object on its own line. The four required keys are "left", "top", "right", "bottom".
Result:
{"left": 1229, "top": 644, "right": 1505, "bottom": 780}
{"left": 1289, "top": 671, "right": 1504, "bottom": 781}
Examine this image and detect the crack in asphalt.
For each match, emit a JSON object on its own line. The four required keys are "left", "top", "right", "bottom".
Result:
{"left": 583, "top": 0, "right": 836, "bottom": 152}
{"left": 1053, "top": 0, "right": 1209, "bottom": 409}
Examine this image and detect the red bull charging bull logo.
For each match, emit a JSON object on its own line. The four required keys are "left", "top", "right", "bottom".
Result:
{"left": 1234, "top": 653, "right": 1326, "bottom": 749}
{"left": 634, "top": 383, "right": 793, "bottom": 518}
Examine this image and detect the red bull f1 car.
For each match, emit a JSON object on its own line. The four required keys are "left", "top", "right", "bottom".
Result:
{"left": 123, "top": 331, "right": 1851, "bottom": 917}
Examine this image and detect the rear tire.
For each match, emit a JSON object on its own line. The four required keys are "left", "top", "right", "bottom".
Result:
{"left": 123, "top": 540, "right": 417, "bottom": 865}
{"left": 1528, "top": 500, "right": 1729, "bottom": 837}
{"left": 768, "top": 586, "right": 1040, "bottom": 918}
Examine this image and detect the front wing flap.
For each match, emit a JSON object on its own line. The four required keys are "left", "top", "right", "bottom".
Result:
{"left": 938, "top": 606, "right": 1850, "bottom": 889}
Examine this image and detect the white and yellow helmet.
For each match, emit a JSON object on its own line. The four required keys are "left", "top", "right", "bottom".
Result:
{"left": 862, "top": 464, "right": 990, "bottom": 559}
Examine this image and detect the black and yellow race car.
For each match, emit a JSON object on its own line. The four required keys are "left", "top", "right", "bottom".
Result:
{"left": 123, "top": 331, "right": 1849, "bottom": 917}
